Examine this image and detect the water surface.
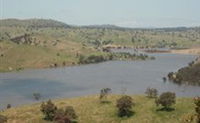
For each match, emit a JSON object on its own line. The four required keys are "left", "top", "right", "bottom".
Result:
{"left": 0, "top": 52, "right": 199, "bottom": 109}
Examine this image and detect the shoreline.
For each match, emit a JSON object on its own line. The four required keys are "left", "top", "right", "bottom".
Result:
{"left": 0, "top": 51, "right": 155, "bottom": 73}
{"left": 1, "top": 47, "right": 199, "bottom": 73}
{"left": 170, "top": 48, "right": 200, "bottom": 55}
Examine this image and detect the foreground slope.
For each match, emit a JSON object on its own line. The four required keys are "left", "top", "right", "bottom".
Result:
{"left": 0, "top": 95, "right": 195, "bottom": 123}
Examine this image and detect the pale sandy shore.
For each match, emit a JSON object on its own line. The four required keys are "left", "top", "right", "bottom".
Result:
{"left": 171, "top": 48, "right": 200, "bottom": 55}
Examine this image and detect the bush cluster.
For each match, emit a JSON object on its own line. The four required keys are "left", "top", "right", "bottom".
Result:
{"left": 53, "top": 109, "right": 71, "bottom": 123}
{"left": 79, "top": 54, "right": 107, "bottom": 64}
{"left": 54, "top": 106, "right": 77, "bottom": 123}
{"left": 40, "top": 100, "right": 77, "bottom": 122}
{"left": 40, "top": 100, "right": 57, "bottom": 121}
{"left": 194, "top": 97, "right": 200, "bottom": 123}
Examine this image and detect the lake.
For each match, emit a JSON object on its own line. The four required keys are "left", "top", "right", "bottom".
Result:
{"left": 0, "top": 51, "right": 199, "bottom": 109}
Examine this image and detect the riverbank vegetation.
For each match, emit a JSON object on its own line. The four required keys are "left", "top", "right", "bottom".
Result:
{"left": 78, "top": 52, "right": 155, "bottom": 64}
{"left": 168, "top": 57, "right": 200, "bottom": 86}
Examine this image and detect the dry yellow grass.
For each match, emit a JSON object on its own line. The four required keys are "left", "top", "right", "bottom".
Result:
{"left": 0, "top": 40, "right": 95, "bottom": 72}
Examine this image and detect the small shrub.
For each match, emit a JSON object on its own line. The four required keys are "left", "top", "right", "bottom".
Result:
{"left": 53, "top": 109, "right": 71, "bottom": 123}
{"left": 116, "top": 95, "right": 134, "bottom": 117}
{"left": 40, "top": 100, "right": 57, "bottom": 121}
{"left": 62, "top": 61, "right": 66, "bottom": 66}
{"left": 53, "top": 106, "right": 77, "bottom": 123}
{"left": 78, "top": 55, "right": 85, "bottom": 64}
{"left": 155, "top": 92, "right": 176, "bottom": 110}
{"left": 0, "top": 115, "right": 7, "bottom": 123}
{"left": 56, "top": 53, "right": 60, "bottom": 56}
{"left": 162, "top": 77, "right": 167, "bottom": 82}
{"left": 99, "top": 88, "right": 112, "bottom": 102}
{"left": 168, "top": 72, "right": 174, "bottom": 80}
{"left": 7, "top": 104, "right": 11, "bottom": 109}
{"left": 33, "top": 93, "right": 41, "bottom": 101}
{"left": 194, "top": 97, "right": 200, "bottom": 123}
{"left": 145, "top": 87, "right": 158, "bottom": 98}
{"left": 181, "top": 113, "right": 195, "bottom": 123}
{"left": 65, "top": 106, "right": 77, "bottom": 120}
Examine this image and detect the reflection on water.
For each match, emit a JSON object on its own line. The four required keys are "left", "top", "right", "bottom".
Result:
{"left": 0, "top": 52, "right": 199, "bottom": 109}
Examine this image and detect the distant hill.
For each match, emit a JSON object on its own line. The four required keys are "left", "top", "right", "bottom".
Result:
{"left": 1, "top": 18, "right": 199, "bottom": 30}
{"left": 0, "top": 19, "right": 128, "bottom": 30}
{"left": 0, "top": 19, "right": 71, "bottom": 28}
{"left": 1, "top": 18, "right": 200, "bottom": 48}
{"left": 81, "top": 24, "right": 128, "bottom": 30}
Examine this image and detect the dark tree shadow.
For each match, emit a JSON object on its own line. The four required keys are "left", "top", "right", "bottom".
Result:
{"left": 118, "top": 111, "right": 135, "bottom": 118}
{"left": 100, "top": 100, "right": 111, "bottom": 104}
{"left": 156, "top": 107, "right": 175, "bottom": 112}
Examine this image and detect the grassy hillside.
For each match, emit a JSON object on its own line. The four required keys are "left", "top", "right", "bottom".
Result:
{"left": 0, "top": 95, "right": 196, "bottom": 123}
{"left": 0, "top": 39, "right": 95, "bottom": 72}
{"left": 1, "top": 19, "right": 200, "bottom": 48}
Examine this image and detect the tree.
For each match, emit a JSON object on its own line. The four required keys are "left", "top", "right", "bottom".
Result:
{"left": 40, "top": 100, "right": 57, "bottom": 121}
{"left": 155, "top": 92, "right": 176, "bottom": 110}
{"left": 33, "top": 93, "right": 41, "bottom": 101}
{"left": 131, "top": 37, "right": 135, "bottom": 43}
{"left": 99, "top": 88, "right": 112, "bottom": 102}
{"left": 116, "top": 95, "right": 134, "bottom": 117}
{"left": 145, "top": 87, "right": 158, "bottom": 98}
{"left": 194, "top": 97, "right": 200, "bottom": 123}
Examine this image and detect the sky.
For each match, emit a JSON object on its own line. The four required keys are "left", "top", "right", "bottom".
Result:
{"left": 1, "top": 0, "right": 200, "bottom": 27}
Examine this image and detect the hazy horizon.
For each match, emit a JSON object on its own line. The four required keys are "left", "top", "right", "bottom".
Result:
{"left": 1, "top": 0, "right": 200, "bottom": 28}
